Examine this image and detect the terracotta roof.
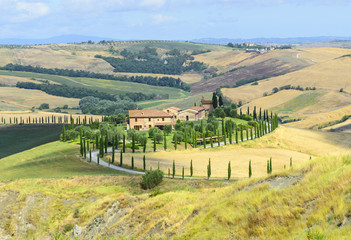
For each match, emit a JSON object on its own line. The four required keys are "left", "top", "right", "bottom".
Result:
{"left": 129, "top": 110, "right": 172, "bottom": 118}
{"left": 189, "top": 106, "right": 206, "bottom": 112}
{"left": 168, "top": 106, "right": 182, "bottom": 111}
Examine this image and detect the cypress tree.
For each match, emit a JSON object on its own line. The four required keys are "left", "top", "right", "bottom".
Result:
{"left": 95, "top": 135, "right": 99, "bottom": 149}
{"left": 212, "top": 92, "right": 218, "bottom": 109}
{"left": 290, "top": 157, "right": 292, "bottom": 167}
{"left": 143, "top": 155, "right": 146, "bottom": 170}
{"left": 269, "top": 157, "right": 272, "bottom": 174}
{"left": 174, "top": 133, "right": 177, "bottom": 150}
{"left": 83, "top": 137, "right": 86, "bottom": 159}
{"left": 210, "top": 136, "right": 213, "bottom": 148}
{"left": 172, "top": 160, "right": 175, "bottom": 178}
{"left": 164, "top": 131, "right": 167, "bottom": 151}
{"left": 247, "top": 106, "right": 250, "bottom": 115}
{"left": 207, "top": 158, "right": 211, "bottom": 179}
{"left": 62, "top": 123, "right": 66, "bottom": 141}
{"left": 221, "top": 118, "right": 225, "bottom": 136}
{"left": 267, "top": 160, "right": 270, "bottom": 174}
{"left": 203, "top": 132, "right": 206, "bottom": 149}
{"left": 229, "top": 122, "right": 232, "bottom": 144}
{"left": 153, "top": 133, "right": 156, "bottom": 152}
{"left": 89, "top": 149, "right": 92, "bottom": 162}
{"left": 143, "top": 137, "right": 147, "bottom": 153}
{"left": 87, "top": 141, "right": 90, "bottom": 152}
{"left": 112, "top": 145, "right": 115, "bottom": 164}
{"left": 131, "top": 156, "right": 134, "bottom": 169}
{"left": 246, "top": 128, "right": 249, "bottom": 142}
{"left": 132, "top": 133, "right": 136, "bottom": 153}
{"left": 100, "top": 136, "right": 104, "bottom": 157}
{"left": 253, "top": 106, "right": 257, "bottom": 120}
{"left": 80, "top": 135, "right": 83, "bottom": 157}
{"left": 228, "top": 161, "right": 231, "bottom": 180}
{"left": 123, "top": 135, "right": 126, "bottom": 153}
{"left": 259, "top": 108, "right": 262, "bottom": 120}
{"left": 235, "top": 128, "right": 238, "bottom": 144}
{"left": 240, "top": 125, "right": 244, "bottom": 142}
{"left": 219, "top": 95, "right": 224, "bottom": 107}
{"left": 250, "top": 127, "right": 253, "bottom": 140}
{"left": 120, "top": 151, "right": 123, "bottom": 166}
{"left": 97, "top": 155, "right": 99, "bottom": 165}
{"left": 217, "top": 129, "right": 220, "bottom": 147}
{"left": 182, "top": 166, "right": 185, "bottom": 180}
{"left": 249, "top": 160, "right": 252, "bottom": 178}
{"left": 190, "top": 160, "right": 193, "bottom": 177}
{"left": 105, "top": 134, "right": 108, "bottom": 153}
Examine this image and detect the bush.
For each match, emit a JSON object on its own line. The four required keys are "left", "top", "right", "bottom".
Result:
{"left": 126, "top": 143, "right": 140, "bottom": 150}
{"left": 141, "top": 170, "right": 164, "bottom": 189}
{"left": 39, "top": 103, "right": 49, "bottom": 110}
{"left": 65, "top": 129, "right": 78, "bottom": 140}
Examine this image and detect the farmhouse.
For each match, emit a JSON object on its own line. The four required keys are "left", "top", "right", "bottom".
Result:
{"left": 163, "top": 106, "right": 182, "bottom": 120}
{"left": 127, "top": 110, "right": 173, "bottom": 130}
{"left": 178, "top": 106, "right": 206, "bottom": 121}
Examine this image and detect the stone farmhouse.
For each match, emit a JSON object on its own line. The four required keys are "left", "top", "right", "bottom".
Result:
{"left": 127, "top": 110, "right": 174, "bottom": 130}
{"left": 127, "top": 97, "right": 214, "bottom": 130}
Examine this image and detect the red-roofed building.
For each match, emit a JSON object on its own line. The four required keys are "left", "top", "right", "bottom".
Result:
{"left": 127, "top": 110, "right": 173, "bottom": 130}
{"left": 178, "top": 106, "right": 206, "bottom": 121}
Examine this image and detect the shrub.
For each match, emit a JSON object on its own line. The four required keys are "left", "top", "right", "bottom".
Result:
{"left": 126, "top": 143, "right": 139, "bottom": 150}
{"left": 39, "top": 103, "right": 49, "bottom": 110}
{"left": 141, "top": 170, "right": 164, "bottom": 189}
{"left": 65, "top": 129, "right": 78, "bottom": 140}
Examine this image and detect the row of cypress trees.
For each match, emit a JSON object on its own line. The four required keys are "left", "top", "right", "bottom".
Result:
{"left": 1, "top": 114, "right": 102, "bottom": 125}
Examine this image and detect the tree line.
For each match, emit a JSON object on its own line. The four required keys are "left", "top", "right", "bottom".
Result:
{"left": 95, "top": 47, "right": 206, "bottom": 75}
{"left": 1, "top": 63, "right": 191, "bottom": 91}
{"left": 16, "top": 82, "right": 167, "bottom": 102}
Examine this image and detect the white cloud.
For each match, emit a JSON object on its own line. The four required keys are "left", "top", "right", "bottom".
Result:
{"left": 151, "top": 13, "right": 177, "bottom": 24}
{"left": 140, "top": 0, "right": 165, "bottom": 10}
{"left": 0, "top": 1, "right": 50, "bottom": 23}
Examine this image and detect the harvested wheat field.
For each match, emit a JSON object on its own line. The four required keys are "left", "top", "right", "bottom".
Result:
{"left": 114, "top": 126, "right": 351, "bottom": 178}
{"left": 0, "top": 87, "right": 79, "bottom": 110}
{"left": 222, "top": 49, "right": 351, "bottom": 104}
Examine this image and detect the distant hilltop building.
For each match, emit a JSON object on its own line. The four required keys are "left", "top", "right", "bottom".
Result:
{"left": 244, "top": 42, "right": 255, "bottom": 47}
{"left": 127, "top": 97, "right": 215, "bottom": 130}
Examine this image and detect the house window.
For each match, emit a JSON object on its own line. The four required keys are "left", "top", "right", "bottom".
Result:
{"left": 162, "top": 118, "right": 164, "bottom": 121}
{"left": 135, "top": 118, "right": 137, "bottom": 122}
{"left": 149, "top": 125, "right": 151, "bottom": 128}
{"left": 149, "top": 118, "right": 151, "bottom": 121}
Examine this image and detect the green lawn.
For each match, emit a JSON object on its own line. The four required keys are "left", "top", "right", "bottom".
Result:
{"left": 0, "top": 141, "right": 125, "bottom": 180}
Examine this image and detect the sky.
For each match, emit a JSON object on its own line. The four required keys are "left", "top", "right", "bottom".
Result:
{"left": 0, "top": 0, "right": 350, "bottom": 40}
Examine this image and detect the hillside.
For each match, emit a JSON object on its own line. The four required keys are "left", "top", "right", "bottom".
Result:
{"left": 0, "top": 129, "right": 350, "bottom": 239}
{"left": 222, "top": 48, "right": 351, "bottom": 128}
{"left": 191, "top": 49, "right": 314, "bottom": 94}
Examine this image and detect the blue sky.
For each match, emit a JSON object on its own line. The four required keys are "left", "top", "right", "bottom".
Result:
{"left": 0, "top": 0, "right": 350, "bottom": 40}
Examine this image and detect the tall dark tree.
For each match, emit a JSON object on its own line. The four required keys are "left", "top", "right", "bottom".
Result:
{"left": 172, "top": 160, "right": 175, "bottom": 178}
{"left": 190, "top": 160, "right": 193, "bottom": 177}
{"left": 132, "top": 156, "right": 134, "bottom": 169}
{"left": 207, "top": 158, "right": 211, "bottom": 179}
{"left": 119, "top": 151, "right": 123, "bottom": 166}
{"left": 212, "top": 92, "right": 218, "bottom": 109}
{"left": 143, "top": 155, "right": 146, "bottom": 170}
{"left": 218, "top": 95, "right": 224, "bottom": 107}
{"left": 249, "top": 160, "right": 252, "bottom": 178}
{"left": 228, "top": 161, "right": 231, "bottom": 180}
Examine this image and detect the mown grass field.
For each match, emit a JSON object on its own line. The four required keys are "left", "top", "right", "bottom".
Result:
{"left": 0, "top": 70, "right": 188, "bottom": 99}
{"left": 0, "top": 125, "right": 62, "bottom": 159}
{"left": 0, "top": 141, "right": 124, "bottom": 180}
{"left": 0, "top": 87, "right": 80, "bottom": 110}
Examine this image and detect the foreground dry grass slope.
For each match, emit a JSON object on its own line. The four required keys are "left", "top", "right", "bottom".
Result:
{"left": 0, "top": 152, "right": 350, "bottom": 239}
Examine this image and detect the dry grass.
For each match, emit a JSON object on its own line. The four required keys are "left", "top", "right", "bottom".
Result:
{"left": 113, "top": 126, "right": 351, "bottom": 178}
{"left": 0, "top": 87, "right": 79, "bottom": 110}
